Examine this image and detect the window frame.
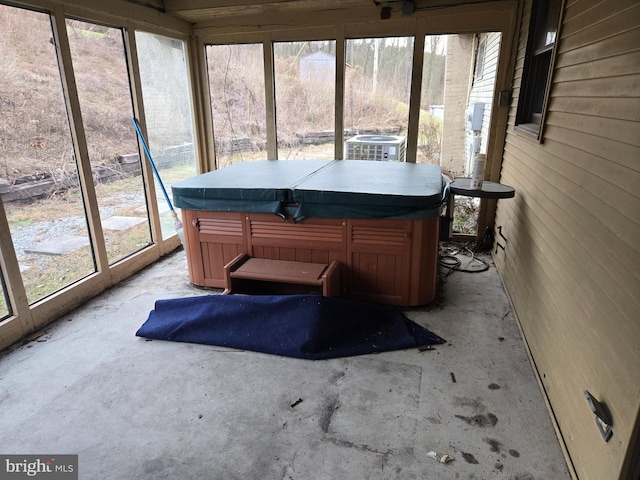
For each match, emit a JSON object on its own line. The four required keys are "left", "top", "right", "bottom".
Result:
{"left": 515, "top": 0, "right": 564, "bottom": 140}
{"left": 0, "top": 0, "right": 193, "bottom": 351}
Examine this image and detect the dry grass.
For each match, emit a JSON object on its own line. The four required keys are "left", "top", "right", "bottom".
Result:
{"left": 0, "top": 7, "right": 73, "bottom": 182}
{"left": 0, "top": 8, "right": 137, "bottom": 184}
{"left": 20, "top": 245, "right": 96, "bottom": 303}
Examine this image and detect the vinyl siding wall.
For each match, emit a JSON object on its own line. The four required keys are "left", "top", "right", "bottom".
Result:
{"left": 468, "top": 31, "right": 501, "bottom": 173}
{"left": 494, "top": 0, "right": 640, "bottom": 479}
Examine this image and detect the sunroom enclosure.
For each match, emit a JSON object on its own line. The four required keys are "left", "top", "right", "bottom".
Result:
{"left": 1, "top": 1, "right": 639, "bottom": 479}
{"left": 1, "top": 1, "right": 517, "bottom": 352}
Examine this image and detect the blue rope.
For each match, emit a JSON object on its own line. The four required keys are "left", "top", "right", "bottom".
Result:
{"left": 132, "top": 117, "right": 175, "bottom": 213}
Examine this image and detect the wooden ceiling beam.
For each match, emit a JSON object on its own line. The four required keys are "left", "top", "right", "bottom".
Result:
{"left": 162, "top": 0, "right": 506, "bottom": 25}
{"left": 165, "top": 0, "right": 319, "bottom": 13}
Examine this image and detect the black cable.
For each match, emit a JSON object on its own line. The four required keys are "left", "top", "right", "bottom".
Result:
{"left": 439, "top": 248, "right": 490, "bottom": 277}
{"left": 439, "top": 254, "right": 460, "bottom": 278}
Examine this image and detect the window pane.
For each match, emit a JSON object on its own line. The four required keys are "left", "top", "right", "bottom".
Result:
{"left": 0, "top": 266, "right": 10, "bottom": 320}
{"left": 344, "top": 37, "right": 413, "bottom": 162}
{"left": 274, "top": 41, "right": 336, "bottom": 160}
{"left": 417, "top": 35, "right": 447, "bottom": 166}
{"left": 67, "top": 20, "right": 152, "bottom": 264}
{"left": 1, "top": 5, "right": 96, "bottom": 304}
{"left": 534, "top": 0, "right": 561, "bottom": 51}
{"left": 206, "top": 44, "right": 267, "bottom": 168}
{"left": 136, "top": 32, "right": 197, "bottom": 240}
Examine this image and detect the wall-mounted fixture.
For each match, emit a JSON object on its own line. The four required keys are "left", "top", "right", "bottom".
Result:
{"left": 498, "top": 90, "right": 511, "bottom": 106}
{"left": 584, "top": 390, "right": 613, "bottom": 442}
{"left": 495, "top": 226, "right": 507, "bottom": 254}
{"left": 401, "top": 1, "right": 415, "bottom": 15}
{"left": 379, "top": 0, "right": 415, "bottom": 19}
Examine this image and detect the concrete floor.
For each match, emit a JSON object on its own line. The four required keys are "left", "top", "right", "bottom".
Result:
{"left": 0, "top": 247, "right": 572, "bottom": 480}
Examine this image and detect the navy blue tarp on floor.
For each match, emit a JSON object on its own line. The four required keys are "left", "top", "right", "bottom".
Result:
{"left": 136, "top": 294, "right": 445, "bottom": 360}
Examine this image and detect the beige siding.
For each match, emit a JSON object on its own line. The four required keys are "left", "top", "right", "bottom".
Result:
{"left": 495, "top": 0, "right": 640, "bottom": 479}
{"left": 469, "top": 32, "right": 502, "bottom": 172}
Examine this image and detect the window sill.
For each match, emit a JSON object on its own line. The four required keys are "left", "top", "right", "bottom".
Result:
{"left": 514, "top": 123, "right": 541, "bottom": 141}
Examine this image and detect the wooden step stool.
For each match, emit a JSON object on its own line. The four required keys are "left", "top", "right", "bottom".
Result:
{"left": 222, "top": 253, "right": 340, "bottom": 297}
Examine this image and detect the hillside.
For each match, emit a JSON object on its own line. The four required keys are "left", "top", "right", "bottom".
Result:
{"left": 1, "top": 6, "right": 446, "bottom": 188}
{"left": 1, "top": 8, "right": 135, "bottom": 185}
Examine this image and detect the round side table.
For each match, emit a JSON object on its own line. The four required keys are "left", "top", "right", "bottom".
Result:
{"left": 442, "top": 177, "right": 515, "bottom": 240}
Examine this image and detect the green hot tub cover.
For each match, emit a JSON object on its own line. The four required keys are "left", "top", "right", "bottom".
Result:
{"left": 172, "top": 160, "right": 445, "bottom": 220}
{"left": 171, "top": 160, "right": 328, "bottom": 216}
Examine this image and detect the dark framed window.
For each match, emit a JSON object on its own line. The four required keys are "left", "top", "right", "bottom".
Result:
{"left": 474, "top": 37, "right": 486, "bottom": 80}
{"left": 516, "top": 0, "right": 563, "bottom": 138}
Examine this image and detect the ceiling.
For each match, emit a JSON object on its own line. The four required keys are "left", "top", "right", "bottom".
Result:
{"left": 127, "top": 0, "right": 380, "bottom": 24}
{"left": 131, "top": 0, "right": 497, "bottom": 25}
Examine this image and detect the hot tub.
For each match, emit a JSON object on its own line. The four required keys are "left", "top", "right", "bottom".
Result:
{"left": 172, "top": 160, "right": 444, "bottom": 306}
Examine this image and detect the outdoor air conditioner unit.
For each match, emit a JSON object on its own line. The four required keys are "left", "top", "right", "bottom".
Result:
{"left": 345, "top": 135, "right": 407, "bottom": 162}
